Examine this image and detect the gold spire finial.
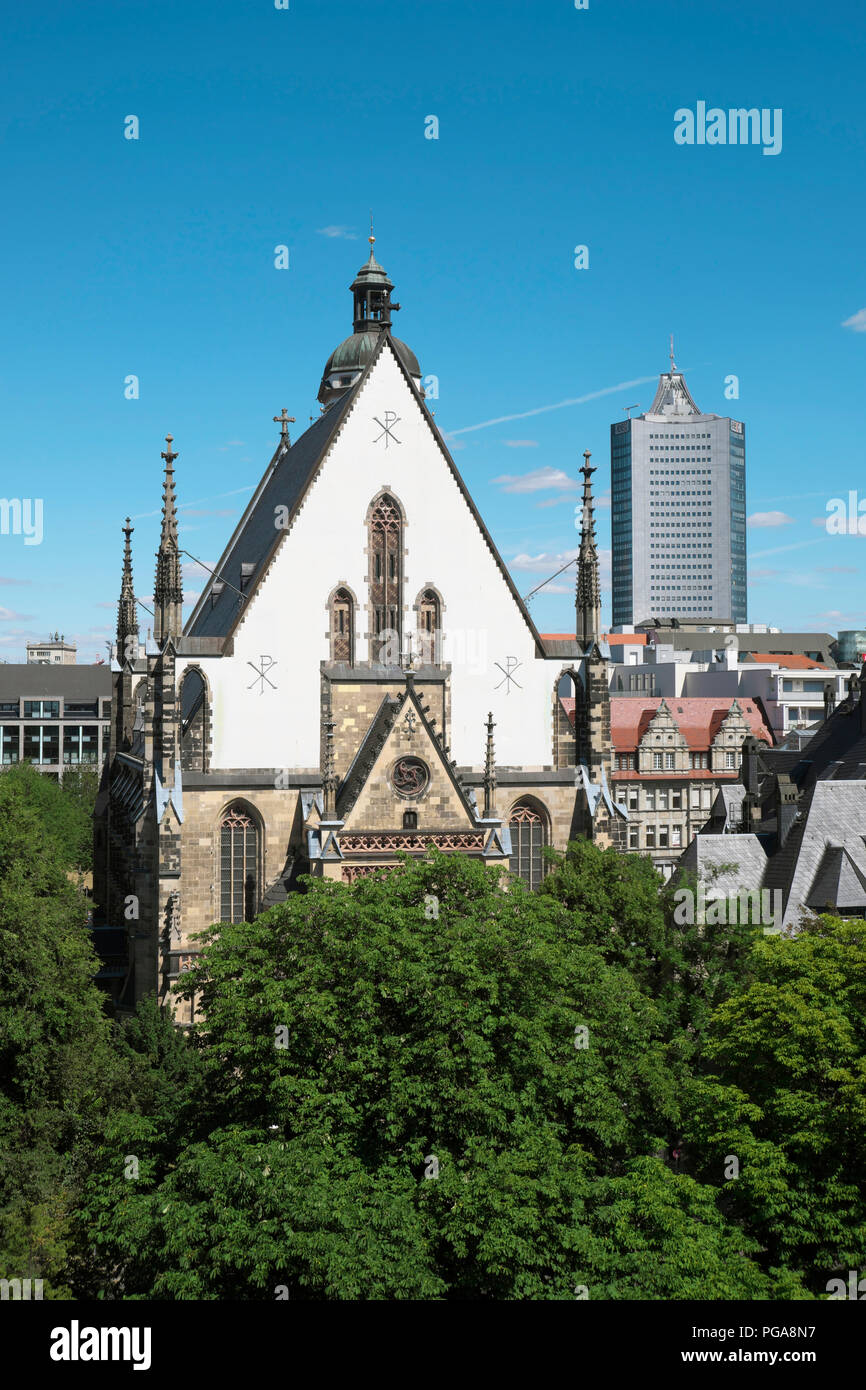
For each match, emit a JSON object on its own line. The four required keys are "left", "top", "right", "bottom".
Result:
{"left": 369, "top": 210, "right": 375, "bottom": 252}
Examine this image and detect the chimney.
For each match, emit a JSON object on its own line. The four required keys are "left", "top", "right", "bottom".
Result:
{"left": 774, "top": 774, "right": 798, "bottom": 848}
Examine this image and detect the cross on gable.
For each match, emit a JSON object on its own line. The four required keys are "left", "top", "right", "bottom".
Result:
{"left": 273, "top": 409, "right": 296, "bottom": 441}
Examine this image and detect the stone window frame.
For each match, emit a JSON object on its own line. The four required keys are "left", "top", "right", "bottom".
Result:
{"left": 507, "top": 795, "right": 550, "bottom": 890}
{"left": 178, "top": 664, "right": 212, "bottom": 773}
{"left": 216, "top": 798, "right": 264, "bottom": 925}
{"left": 552, "top": 667, "right": 583, "bottom": 769}
{"left": 364, "top": 488, "right": 408, "bottom": 664}
{"left": 411, "top": 584, "right": 446, "bottom": 665}
{"left": 325, "top": 582, "right": 358, "bottom": 666}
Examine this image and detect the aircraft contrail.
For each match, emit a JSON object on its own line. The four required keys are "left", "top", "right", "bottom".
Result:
{"left": 446, "top": 374, "right": 663, "bottom": 436}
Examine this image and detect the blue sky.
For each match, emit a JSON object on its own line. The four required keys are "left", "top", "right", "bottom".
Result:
{"left": 1, "top": 0, "right": 865, "bottom": 660}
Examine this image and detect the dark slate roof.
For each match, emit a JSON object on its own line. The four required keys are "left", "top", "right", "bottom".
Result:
{"left": 776, "top": 780, "right": 866, "bottom": 926}
{"left": 673, "top": 834, "right": 769, "bottom": 895}
{"left": 185, "top": 332, "right": 546, "bottom": 654}
{"left": 781, "top": 696, "right": 866, "bottom": 790}
{"left": 0, "top": 665, "right": 112, "bottom": 698}
{"left": 635, "top": 627, "right": 837, "bottom": 665}
{"left": 186, "top": 399, "right": 356, "bottom": 639}
{"left": 805, "top": 844, "right": 866, "bottom": 913}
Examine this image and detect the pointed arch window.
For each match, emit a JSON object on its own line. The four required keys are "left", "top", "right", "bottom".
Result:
{"left": 417, "top": 588, "right": 441, "bottom": 664}
{"left": 180, "top": 669, "right": 209, "bottom": 772}
{"left": 219, "top": 806, "right": 259, "bottom": 923}
{"left": 369, "top": 493, "right": 403, "bottom": 653}
{"left": 508, "top": 800, "right": 547, "bottom": 890}
{"left": 331, "top": 588, "right": 354, "bottom": 664}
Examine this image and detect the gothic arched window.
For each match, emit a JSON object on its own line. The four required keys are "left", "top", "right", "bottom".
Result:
{"left": 330, "top": 587, "right": 354, "bottom": 664}
{"left": 219, "top": 806, "right": 259, "bottom": 923}
{"left": 416, "top": 588, "right": 441, "bottom": 664}
{"left": 369, "top": 493, "right": 403, "bottom": 656}
{"left": 180, "top": 668, "right": 209, "bottom": 772}
{"left": 508, "top": 800, "right": 548, "bottom": 889}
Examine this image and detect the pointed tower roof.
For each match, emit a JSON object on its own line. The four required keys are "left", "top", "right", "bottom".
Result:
{"left": 154, "top": 434, "right": 184, "bottom": 645}
{"left": 116, "top": 516, "right": 138, "bottom": 663}
{"left": 576, "top": 450, "right": 602, "bottom": 648}
{"left": 643, "top": 337, "right": 703, "bottom": 419}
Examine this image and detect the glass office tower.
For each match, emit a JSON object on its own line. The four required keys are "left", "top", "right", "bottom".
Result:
{"left": 611, "top": 359, "right": 746, "bottom": 626}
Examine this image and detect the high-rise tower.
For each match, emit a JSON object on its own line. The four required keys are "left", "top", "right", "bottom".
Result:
{"left": 610, "top": 344, "right": 746, "bottom": 626}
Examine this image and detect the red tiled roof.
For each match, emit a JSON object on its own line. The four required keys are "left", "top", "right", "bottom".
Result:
{"left": 560, "top": 694, "right": 773, "bottom": 752}
{"left": 745, "top": 653, "right": 827, "bottom": 669}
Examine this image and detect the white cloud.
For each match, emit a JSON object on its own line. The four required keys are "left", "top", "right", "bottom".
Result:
{"left": 509, "top": 550, "right": 576, "bottom": 572}
{"left": 842, "top": 308, "right": 866, "bottom": 332}
{"left": 182, "top": 559, "right": 215, "bottom": 582}
{"left": 503, "top": 439, "right": 539, "bottom": 448}
{"left": 747, "top": 511, "right": 794, "bottom": 528}
{"left": 493, "top": 466, "right": 580, "bottom": 494}
{"left": 318, "top": 226, "right": 358, "bottom": 240}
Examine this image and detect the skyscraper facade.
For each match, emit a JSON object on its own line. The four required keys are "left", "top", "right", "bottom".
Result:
{"left": 611, "top": 356, "right": 746, "bottom": 626}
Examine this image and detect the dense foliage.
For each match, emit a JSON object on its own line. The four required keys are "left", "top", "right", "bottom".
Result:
{"left": 1, "top": 781, "right": 862, "bottom": 1299}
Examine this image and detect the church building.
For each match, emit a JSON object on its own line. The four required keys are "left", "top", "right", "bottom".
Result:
{"left": 93, "top": 238, "right": 627, "bottom": 1018}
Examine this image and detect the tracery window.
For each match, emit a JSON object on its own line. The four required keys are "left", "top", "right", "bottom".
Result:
{"left": 416, "top": 588, "right": 441, "bottom": 663}
{"left": 331, "top": 588, "right": 354, "bottom": 664}
{"left": 219, "top": 806, "right": 259, "bottom": 923}
{"left": 369, "top": 493, "right": 402, "bottom": 654}
{"left": 508, "top": 800, "right": 547, "bottom": 890}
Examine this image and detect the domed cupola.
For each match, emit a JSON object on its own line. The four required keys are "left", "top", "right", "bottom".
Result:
{"left": 317, "top": 231, "right": 423, "bottom": 408}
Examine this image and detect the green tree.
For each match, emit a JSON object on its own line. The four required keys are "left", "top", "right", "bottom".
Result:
{"left": 77, "top": 851, "right": 797, "bottom": 1299}
{"left": 540, "top": 840, "right": 760, "bottom": 1053}
{"left": 685, "top": 915, "right": 866, "bottom": 1294}
{"left": 0, "top": 766, "right": 118, "bottom": 1295}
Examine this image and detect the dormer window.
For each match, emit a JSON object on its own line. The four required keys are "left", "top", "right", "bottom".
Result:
{"left": 240, "top": 563, "right": 255, "bottom": 592}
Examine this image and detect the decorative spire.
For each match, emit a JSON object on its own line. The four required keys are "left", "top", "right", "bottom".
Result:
{"left": 669, "top": 332, "right": 676, "bottom": 373}
{"left": 322, "top": 691, "right": 337, "bottom": 818}
{"left": 576, "top": 450, "right": 601, "bottom": 648}
{"left": 116, "top": 517, "right": 139, "bottom": 664}
{"left": 154, "top": 434, "right": 184, "bottom": 644}
{"left": 483, "top": 711, "right": 497, "bottom": 819}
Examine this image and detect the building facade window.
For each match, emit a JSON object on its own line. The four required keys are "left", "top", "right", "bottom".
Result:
{"left": 24, "top": 700, "right": 59, "bottom": 718}
{"left": 63, "top": 725, "right": 98, "bottom": 764}
{"left": 508, "top": 800, "right": 547, "bottom": 890}
{"left": 180, "top": 669, "right": 209, "bottom": 773}
{"left": 652, "top": 752, "right": 663, "bottom": 769}
{"left": 330, "top": 588, "right": 355, "bottom": 664}
{"left": 369, "top": 493, "right": 403, "bottom": 657}
{"left": 0, "top": 726, "right": 19, "bottom": 764}
{"left": 725, "top": 750, "right": 737, "bottom": 769}
{"left": 416, "top": 588, "right": 441, "bottom": 663}
{"left": 27, "top": 725, "right": 59, "bottom": 764}
{"left": 219, "top": 806, "right": 259, "bottom": 924}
